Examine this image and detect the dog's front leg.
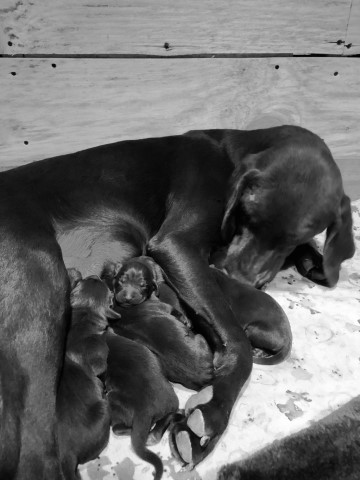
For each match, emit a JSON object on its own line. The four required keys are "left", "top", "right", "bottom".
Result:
{"left": 148, "top": 232, "right": 252, "bottom": 466}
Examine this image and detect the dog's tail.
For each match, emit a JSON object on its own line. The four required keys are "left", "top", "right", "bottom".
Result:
{"left": 131, "top": 416, "right": 163, "bottom": 480}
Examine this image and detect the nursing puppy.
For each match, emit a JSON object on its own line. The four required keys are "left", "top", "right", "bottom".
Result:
{"left": 105, "top": 333, "right": 179, "bottom": 480}
{"left": 102, "top": 257, "right": 214, "bottom": 390}
{"left": 111, "top": 298, "right": 214, "bottom": 391}
{"left": 66, "top": 270, "right": 120, "bottom": 375}
{"left": 57, "top": 272, "right": 119, "bottom": 478}
{"left": 103, "top": 256, "right": 184, "bottom": 318}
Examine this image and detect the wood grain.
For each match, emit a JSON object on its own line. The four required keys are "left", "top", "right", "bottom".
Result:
{"left": 0, "top": 57, "right": 359, "bottom": 198}
{"left": 345, "top": 0, "right": 360, "bottom": 55}
{"left": 0, "top": 0, "right": 349, "bottom": 55}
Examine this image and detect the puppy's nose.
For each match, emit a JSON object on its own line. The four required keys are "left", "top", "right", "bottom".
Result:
{"left": 124, "top": 292, "right": 135, "bottom": 301}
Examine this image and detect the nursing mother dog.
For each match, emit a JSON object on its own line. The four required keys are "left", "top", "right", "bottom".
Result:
{"left": 0, "top": 125, "right": 354, "bottom": 478}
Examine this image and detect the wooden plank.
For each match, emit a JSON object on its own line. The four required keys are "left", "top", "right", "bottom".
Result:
{"left": 344, "top": 0, "right": 360, "bottom": 55}
{"left": 0, "top": 0, "right": 349, "bottom": 56}
{"left": 0, "top": 57, "right": 359, "bottom": 198}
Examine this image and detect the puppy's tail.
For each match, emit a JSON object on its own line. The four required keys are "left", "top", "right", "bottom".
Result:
{"left": 131, "top": 416, "right": 163, "bottom": 480}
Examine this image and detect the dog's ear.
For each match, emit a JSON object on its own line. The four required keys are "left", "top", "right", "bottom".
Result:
{"left": 322, "top": 194, "right": 355, "bottom": 287}
{"left": 67, "top": 268, "right": 82, "bottom": 290}
{"left": 221, "top": 169, "right": 262, "bottom": 243}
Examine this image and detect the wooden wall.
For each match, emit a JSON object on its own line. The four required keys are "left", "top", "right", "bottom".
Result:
{"left": 1, "top": 0, "right": 359, "bottom": 198}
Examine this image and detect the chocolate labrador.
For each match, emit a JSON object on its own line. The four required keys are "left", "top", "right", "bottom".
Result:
{"left": 0, "top": 125, "right": 354, "bottom": 475}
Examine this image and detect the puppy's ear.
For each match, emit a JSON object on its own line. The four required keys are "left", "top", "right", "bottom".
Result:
{"left": 138, "top": 256, "right": 165, "bottom": 284}
{"left": 221, "top": 169, "right": 262, "bottom": 243}
{"left": 67, "top": 268, "right": 82, "bottom": 290}
{"left": 101, "top": 262, "right": 122, "bottom": 279}
{"left": 101, "top": 262, "right": 122, "bottom": 291}
{"left": 105, "top": 307, "right": 122, "bottom": 320}
{"left": 323, "top": 194, "right": 355, "bottom": 287}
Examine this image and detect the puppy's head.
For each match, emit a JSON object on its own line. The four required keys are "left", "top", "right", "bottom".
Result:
{"left": 220, "top": 128, "right": 355, "bottom": 288}
{"left": 113, "top": 257, "right": 161, "bottom": 307}
{"left": 70, "top": 275, "right": 120, "bottom": 319}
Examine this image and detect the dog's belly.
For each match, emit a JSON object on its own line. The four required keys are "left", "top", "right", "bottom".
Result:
{"left": 55, "top": 209, "right": 149, "bottom": 277}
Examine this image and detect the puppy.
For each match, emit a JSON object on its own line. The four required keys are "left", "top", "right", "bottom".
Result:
{"left": 105, "top": 333, "right": 179, "bottom": 480}
{"left": 103, "top": 256, "right": 184, "bottom": 313}
{"left": 66, "top": 270, "right": 120, "bottom": 375}
{"left": 57, "top": 272, "right": 120, "bottom": 478}
{"left": 110, "top": 297, "right": 214, "bottom": 390}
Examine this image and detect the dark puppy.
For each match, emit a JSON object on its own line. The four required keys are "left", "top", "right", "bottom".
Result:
{"left": 66, "top": 270, "right": 120, "bottom": 375}
{"left": 103, "top": 256, "right": 158, "bottom": 306}
{"left": 103, "top": 256, "right": 188, "bottom": 325}
{"left": 110, "top": 298, "right": 214, "bottom": 391}
{"left": 57, "top": 273, "right": 119, "bottom": 478}
{"left": 103, "top": 256, "right": 182, "bottom": 310}
{"left": 105, "top": 333, "right": 179, "bottom": 480}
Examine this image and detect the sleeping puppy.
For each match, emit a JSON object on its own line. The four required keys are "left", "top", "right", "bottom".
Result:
{"left": 105, "top": 333, "right": 179, "bottom": 480}
{"left": 57, "top": 272, "right": 119, "bottom": 478}
{"left": 110, "top": 297, "right": 214, "bottom": 391}
{"left": 102, "top": 256, "right": 213, "bottom": 390}
{"left": 103, "top": 256, "right": 183, "bottom": 313}
{"left": 102, "top": 255, "right": 190, "bottom": 325}
{"left": 66, "top": 269, "right": 120, "bottom": 375}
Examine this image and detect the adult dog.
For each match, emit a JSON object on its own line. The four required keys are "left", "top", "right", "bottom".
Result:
{"left": 0, "top": 125, "right": 354, "bottom": 477}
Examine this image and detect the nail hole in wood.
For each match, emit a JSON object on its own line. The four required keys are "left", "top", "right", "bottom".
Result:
{"left": 52, "top": 63, "right": 57, "bottom": 68}
{"left": 10, "top": 71, "right": 16, "bottom": 76}
{"left": 333, "top": 71, "right": 339, "bottom": 76}
{"left": 8, "top": 41, "right": 13, "bottom": 46}
{"left": 24, "top": 141, "right": 29, "bottom": 145}
{"left": 275, "top": 65, "right": 279, "bottom": 70}
{"left": 163, "top": 42, "right": 170, "bottom": 50}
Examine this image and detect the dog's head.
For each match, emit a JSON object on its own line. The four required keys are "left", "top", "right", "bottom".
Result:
{"left": 219, "top": 130, "right": 355, "bottom": 288}
{"left": 69, "top": 272, "right": 120, "bottom": 319}
{"left": 112, "top": 256, "right": 164, "bottom": 307}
